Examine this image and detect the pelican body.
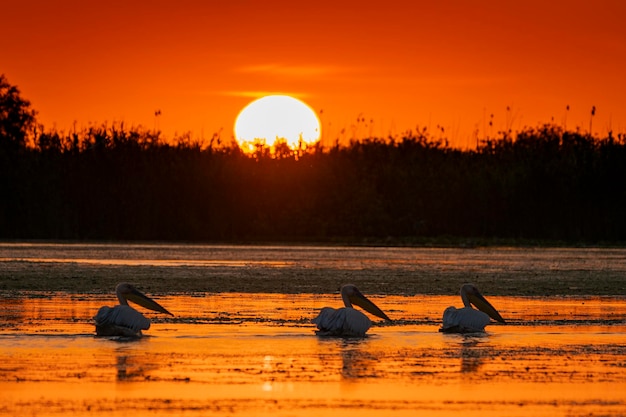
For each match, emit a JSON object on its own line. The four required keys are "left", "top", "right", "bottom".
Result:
{"left": 440, "top": 283, "right": 505, "bottom": 333}
{"left": 94, "top": 283, "right": 173, "bottom": 337}
{"left": 312, "top": 284, "right": 391, "bottom": 337}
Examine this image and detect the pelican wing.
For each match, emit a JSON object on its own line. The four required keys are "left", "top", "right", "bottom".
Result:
{"left": 312, "top": 307, "right": 372, "bottom": 337}
{"left": 440, "top": 306, "right": 491, "bottom": 333}
{"left": 94, "top": 305, "right": 151, "bottom": 336}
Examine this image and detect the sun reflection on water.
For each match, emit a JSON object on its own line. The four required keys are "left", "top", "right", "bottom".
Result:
{"left": 0, "top": 293, "right": 625, "bottom": 416}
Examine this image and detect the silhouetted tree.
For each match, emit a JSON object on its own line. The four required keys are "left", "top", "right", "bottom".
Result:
{"left": 0, "top": 74, "right": 37, "bottom": 151}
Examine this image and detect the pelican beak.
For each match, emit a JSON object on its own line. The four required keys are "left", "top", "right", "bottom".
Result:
{"left": 349, "top": 289, "right": 392, "bottom": 321}
{"left": 468, "top": 291, "right": 505, "bottom": 323}
{"left": 125, "top": 287, "right": 174, "bottom": 316}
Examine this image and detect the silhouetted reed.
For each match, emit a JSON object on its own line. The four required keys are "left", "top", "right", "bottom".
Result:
{"left": 2, "top": 120, "right": 626, "bottom": 244}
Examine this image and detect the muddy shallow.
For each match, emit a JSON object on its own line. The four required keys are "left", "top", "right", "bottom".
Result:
{"left": 2, "top": 242, "right": 626, "bottom": 296}
{"left": 1, "top": 243, "right": 626, "bottom": 416}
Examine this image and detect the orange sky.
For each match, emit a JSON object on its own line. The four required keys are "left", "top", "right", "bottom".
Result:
{"left": 2, "top": 0, "right": 625, "bottom": 148}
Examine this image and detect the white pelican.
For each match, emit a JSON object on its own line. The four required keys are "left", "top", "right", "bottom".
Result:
{"left": 312, "top": 284, "right": 391, "bottom": 337}
{"left": 94, "top": 282, "right": 173, "bottom": 337}
{"left": 440, "top": 283, "right": 506, "bottom": 333}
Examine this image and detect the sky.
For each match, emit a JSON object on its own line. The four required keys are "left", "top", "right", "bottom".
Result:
{"left": 2, "top": 0, "right": 625, "bottom": 148}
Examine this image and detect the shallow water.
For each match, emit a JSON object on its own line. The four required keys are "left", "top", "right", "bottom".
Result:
{"left": 1, "top": 243, "right": 626, "bottom": 416}
{"left": 1, "top": 292, "right": 625, "bottom": 416}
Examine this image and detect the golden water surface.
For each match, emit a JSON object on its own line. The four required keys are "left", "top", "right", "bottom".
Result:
{"left": 1, "top": 293, "right": 625, "bottom": 416}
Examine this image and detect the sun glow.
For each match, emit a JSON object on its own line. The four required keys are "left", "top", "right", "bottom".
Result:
{"left": 234, "top": 95, "right": 321, "bottom": 154}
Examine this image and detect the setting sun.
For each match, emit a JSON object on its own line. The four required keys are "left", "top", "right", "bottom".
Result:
{"left": 234, "top": 95, "right": 321, "bottom": 153}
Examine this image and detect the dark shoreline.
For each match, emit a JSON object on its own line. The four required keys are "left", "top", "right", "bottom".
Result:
{"left": 3, "top": 236, "right": 626, "bottom": 248}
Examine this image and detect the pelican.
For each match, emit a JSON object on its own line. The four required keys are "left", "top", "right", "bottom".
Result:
{"left": 312, "top": 284, "right": 391, "bottom": 337}
{"left": 94, "top": 282, "right": 173, "bottom": 337}
{"left": 440, "top": 283, "right": 506, "bottom": 333}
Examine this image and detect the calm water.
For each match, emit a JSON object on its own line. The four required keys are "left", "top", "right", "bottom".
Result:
{"left": 1, "top": 244, "right": 625, "bottom": 416}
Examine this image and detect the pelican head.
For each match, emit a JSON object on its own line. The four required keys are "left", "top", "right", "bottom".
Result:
{"left": 116, "top": 282, "right": 173, "bottom": 316}
{"left": 460, "top": 283, "right": 505, "bottom": 323}
{"left": 341, "top": 284, "right": 391, "bottom": 321}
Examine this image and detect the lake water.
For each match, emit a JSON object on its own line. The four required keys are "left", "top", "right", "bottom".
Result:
{"left": 0, "top": 243, "right": 625, "bottom": 416}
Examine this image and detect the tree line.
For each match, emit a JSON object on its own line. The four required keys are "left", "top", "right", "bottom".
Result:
{"left": 2, "top": 74, "right": 626, "bottom": 244}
